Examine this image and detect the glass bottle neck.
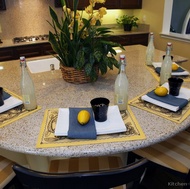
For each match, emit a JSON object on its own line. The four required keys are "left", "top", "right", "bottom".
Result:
{"left": 120, "top": 62, "right": 126, "bottom": 73}
{"left": 166, "top": 47, "right": 171, "bottom": 56}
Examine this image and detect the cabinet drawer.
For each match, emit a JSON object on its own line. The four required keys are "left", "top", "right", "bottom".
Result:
{"left": 130, "top": 34, "right": 149, "bottom": 46}
{"left": 0, "top": 47, "right": 14, "bottom": 61}
{"left": 15, "top": 45, "right": 43, "bottom": 59}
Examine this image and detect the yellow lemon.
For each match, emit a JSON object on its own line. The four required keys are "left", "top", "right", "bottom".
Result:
{"left": 172, "top": 63, "right": 179, "bottom": 71}
{"left": 77, "top": 110, "right": 90, "bottom": 125}
{"left": 154, "top": 86, "right": 168, "bottom": 97}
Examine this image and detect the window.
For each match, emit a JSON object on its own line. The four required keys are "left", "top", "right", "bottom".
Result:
{"left": 161, "top": 0, "right": 190, "bottom": 43}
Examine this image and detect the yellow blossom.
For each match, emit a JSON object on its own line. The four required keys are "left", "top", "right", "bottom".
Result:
{"left": 85, "top": 5, "right": 93, "bottom": 14}
{"left": 63, "top": 6, "right": 71, "bottom": 14}
{"left": 98, "top": 7, "right": 107, "bottom": 17}
{"left": 89, "top": 0, "right": 96, "bottom": 7}
{"left": 78, "top": 20, "right": 84, "bottom": 30}
{"left": 90, "top": 16, "right": 97, "bottom": 25}
{"left": 95, "top": 13, "right": 101, "bottom": 21}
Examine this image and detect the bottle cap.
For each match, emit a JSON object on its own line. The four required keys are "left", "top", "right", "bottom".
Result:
{"left": 20, "top": 56, "right": 25, "bottom": 61}
{"left": 120, "top": 54, "right": 125, "bottom": 59}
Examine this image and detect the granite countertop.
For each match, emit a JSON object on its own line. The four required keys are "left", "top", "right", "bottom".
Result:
{"left": 0, "top": 45, "right": 189, "bottom": 160}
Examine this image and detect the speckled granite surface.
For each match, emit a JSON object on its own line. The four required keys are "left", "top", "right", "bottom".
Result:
{"left": 0, "top": 45, "right": 189, "bottom": 159}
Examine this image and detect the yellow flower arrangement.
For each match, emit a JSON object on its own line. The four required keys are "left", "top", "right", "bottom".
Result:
{"left": 48, "top": 0, "right": 123, "bottom": 81}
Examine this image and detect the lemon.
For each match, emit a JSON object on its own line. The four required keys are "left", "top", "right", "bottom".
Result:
{"left": 172, "top": 63, "right": 179, "bottom": 71}
{"left": 77, "top": 110, "right": 90, "bottom": 125}
{"left": 154, "top": 86, "right": 168, "bottom": 96}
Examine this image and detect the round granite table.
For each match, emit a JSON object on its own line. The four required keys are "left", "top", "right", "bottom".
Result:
{"left": 0, "top": 45, "right": 189, "bottom": 171}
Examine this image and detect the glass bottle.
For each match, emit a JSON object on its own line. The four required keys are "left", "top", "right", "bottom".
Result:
{"left": 146, "top": 32, "right": 155, "bottom": 66}
{"left": 20, "top": 56, "right": 37, "bottom": 110}
{"left": 114, "top": 54, "right": 129, "bottom": 112}
{"left": 160, "top": 42, "right": 173, "bottom": 85}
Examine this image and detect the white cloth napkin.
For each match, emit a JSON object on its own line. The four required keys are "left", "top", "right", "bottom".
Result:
{"left": 152, "top": 62, "right": 189, "bottom": 76}
{"left": 141, "top": 83, "right": 190, "bottom": 112}
{"left": 55, "top": 105, "right": 127, "bottom": 136}
{"left": 0, "top": 96, "right": 23, "bottom": 113}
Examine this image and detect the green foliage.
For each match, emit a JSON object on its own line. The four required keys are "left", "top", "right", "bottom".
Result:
{"left": 48, "top": 0, "right": 124, "bottom": 81}
{"left": 116, "top": 15, "right": 139, "bottom": 28}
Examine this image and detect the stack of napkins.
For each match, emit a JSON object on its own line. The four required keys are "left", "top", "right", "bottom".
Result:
{"left": 0, "top": 91, "right": 23, "bottom": 113}
{"left": 141, "top": 83, "right": 190, "bottom": 112}
{"left": 152, "top": 62, "right": 189, "bottom": 76}
{"left": 54, "top": 105, "right": 127, "bottom": 137}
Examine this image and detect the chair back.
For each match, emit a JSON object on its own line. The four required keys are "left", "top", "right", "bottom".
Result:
{"left": 13, "top": 158, "right": 148, "bottom": 189}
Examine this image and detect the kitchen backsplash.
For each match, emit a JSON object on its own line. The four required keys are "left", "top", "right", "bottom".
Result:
{"left": 0, "top": 0, "right": 131, "bottom": 40}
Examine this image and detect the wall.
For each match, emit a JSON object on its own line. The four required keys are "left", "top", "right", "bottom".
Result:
{"left": 134, "top": 0, "right": 190, "bottom": 70}
{"left": 0, "top": 0, "right": 131, "bottom": 40}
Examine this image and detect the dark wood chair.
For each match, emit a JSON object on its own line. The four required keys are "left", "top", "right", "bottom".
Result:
{"left": 12, "top": 158, "right": 149, "bottom": 189}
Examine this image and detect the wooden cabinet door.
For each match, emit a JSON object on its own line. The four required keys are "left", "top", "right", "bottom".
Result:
{"left": 0, "top": 47, "right": 14, "bottom": 61}
{"left": 15, "top": 45, "right": 43, "bottom": 59}
{"left": 95, "top": 0, "right": 119, "bottom": 9}
{"left": 55, "top": 0, "right": 142, "bottom": 9}
{"left": 55, "top": 0, "right": 88, "bottom": 10}
{"left": 0, "top": 0, "right": 6, "bottom": 10}
{"left": 120, "top": 0, "right": 142, "bottom": 9}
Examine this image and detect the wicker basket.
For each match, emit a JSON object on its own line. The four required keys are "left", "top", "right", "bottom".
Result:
{"left": 60, "top": 65, "right": 99, "bottom": 84}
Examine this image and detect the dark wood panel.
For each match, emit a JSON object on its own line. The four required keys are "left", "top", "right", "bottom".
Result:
{"left": 120, "top": 0, "right": 142, "bottom": 9}
{"left": 0, "top": 47, "right": 14, "bottom": 61}
{"left": 130, "top": 34, "right": 148, "bottom": 46}
{"left": 54, "top": 0, "right": 142, "bottom": 9}
{"left": 15, "top": 44, "right": 43, "bottom": 59}
{"left": 0, "top": 33, "right": 148, "bottom": 61}
{"left": 0, "top": 0, "right": 6, "bottom": 10}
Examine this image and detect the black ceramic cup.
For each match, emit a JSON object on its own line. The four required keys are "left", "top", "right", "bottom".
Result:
{"left": 168, "top": 77, "right": 183, "bottom": 96}
{"left": 0, "top": 87, "right": 4, "bottom": 106}
{"left": 90, "top": 97, "right": 110, "bottom": 122}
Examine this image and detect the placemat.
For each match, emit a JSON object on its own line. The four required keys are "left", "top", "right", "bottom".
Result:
{"left": 36, "top": 106, "right": 146, "bottom": 148}
{"left": 146, "top": 65, "right": 190, "bottom": 82}
{"left": 129, "top": 88, "right": 190, "bottom": 123}
{"left": 0, "top": 89, "right": 41, "bottom": 128}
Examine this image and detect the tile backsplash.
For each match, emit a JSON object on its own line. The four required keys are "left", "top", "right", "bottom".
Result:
{"left": 0, "top": 0, "right": 131, "bottom": 40}
{"left": 0, "top": 0, "right": 62, "bottom": 40}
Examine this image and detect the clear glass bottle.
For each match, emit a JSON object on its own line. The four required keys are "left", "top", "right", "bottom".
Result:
{"left": 20, "top": 56, "right": 37, "bottom": 110}
{"left": 160, "top": 42, "right": 173, "bottom": 85}
{"left": 146, "top": 32, "right": 155, "bottom": 66}
{"left": 114, "top": 54, "right": 129, "bottom": 112}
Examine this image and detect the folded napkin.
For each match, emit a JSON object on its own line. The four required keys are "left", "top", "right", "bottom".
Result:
{"left": 141, "top": 83, "right": 190, "bottom": 112}
{"left": 68, "top": 108, "right": 97, "bottom": 139}
{"left": 55, "top": 106, "right": 127, "bottom": 137}
{"left": 152, "top": 62, "right": 189, "bottom": 76}
{"left": 3, "top": 91, "right": 11, "bottom": 100}
{"left": 0, "top": 91, "right": 23, "bottom": 113}
{"left": 147, "top": 90, "right": 188, "bottom": 110}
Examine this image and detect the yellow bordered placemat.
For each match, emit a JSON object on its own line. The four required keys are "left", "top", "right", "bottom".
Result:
{"left": 36, "top": 106, "right": 146, "bottom": 148}
{"left": 146, "top": 65, "right": 190, "bottom": 82}
{"left": 129, "top": 88, "right": 190, "bottom": 124}
{"left": 0, "top": 88, "right": 41, "bottom": 128}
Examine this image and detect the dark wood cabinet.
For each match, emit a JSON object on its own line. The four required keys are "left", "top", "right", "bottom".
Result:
{"left": 0, "top": 47, "right": 14, "bottom": 61}
{"left": 0, "top": 0, "right": 6, "bottom": 10}
{"left": 0, "top": 33, "right": 148, "bottom": 61}
{"left": 54, "top": 0, "right": 142, "bottom": 9}
{"left": 108, "top": 33, "right": 148, "bottom": 46}
{"left": 0, "top": 43, "right": 55, "bottom": 61}
{"left": 15, "top": 44, "right": 43, "bottom": 59}
{"left": 120, "top": 0, "right": 142, "bottom": 9}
